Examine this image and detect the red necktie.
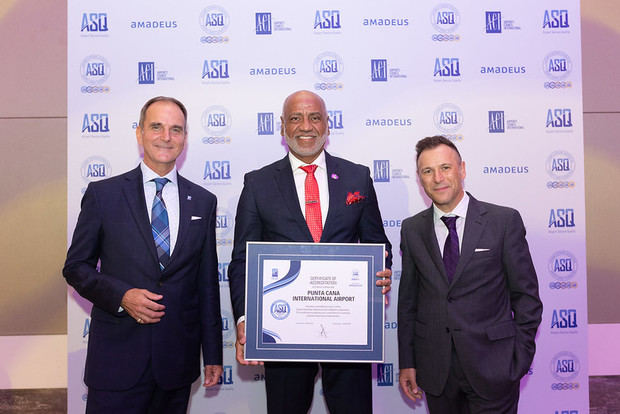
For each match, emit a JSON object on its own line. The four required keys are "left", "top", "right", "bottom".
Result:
{"left": 300, "top": 165, "right": 322, "bottom": 243}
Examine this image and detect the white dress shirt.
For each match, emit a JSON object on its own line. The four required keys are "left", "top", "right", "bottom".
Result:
{"left": 141, "top": 162, "right": 180, "bottom": 255}
{"left": 289, "top": 151, "right": 329, "bottom": 227}
{"left": 433, "top": 192, "right": 470, "bottom": 256}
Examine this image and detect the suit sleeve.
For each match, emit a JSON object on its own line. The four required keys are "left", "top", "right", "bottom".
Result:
{"left": 200, "top": 195, "right": 223, "bottom": 365}
{"left": 502, "top": 209, "right": 543, "bottom": 379}
{"left": 63, "top": 183, "right": 133, "bottom": 314}
{"left": 397, "top": 220, "right": 418, "bottom": 369}
{"left": 358, "top": 168, "right": 393, "bottom": 268}
{"left": 228, "top": 173, "right": 263, "bottom": 322}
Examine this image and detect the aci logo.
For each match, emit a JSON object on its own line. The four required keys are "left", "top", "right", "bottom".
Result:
{"left": 202, "top": 59, "right": 230, "bottom": 81}
{"left": 546, "top": 151, "right": 576, "bottom": 189}
{"left": 546, "top": 108, "right": 573, "bottom": 131}
{"left": 203, "top": 161, "right": 232, "bottom": 183}
{"left": 314, "top": 10, "right": 342, "bottom": 32}
{"left": 81, "top": 156, "right": 111, "bottom": 182}
{"left": 485, "top": 11, "right": 501, "bottom": 33}
{"left": 433, "top": 58, "right": 461, "bottom": 80}
{"left": 371, "top": 59, "right": 388, "bottom": 82}
{"left": 543, "top": 51, "right": 573, "bottom": 89}
{"left": 258, "top": 113, "right": 274, "bottom": 135}
{"left": 81, "top": 113, "right": 110, "bottom": 137}
{"left": 314, "top": 52, "right": 344, "bottom": 90}
{"left": 138, "top": 62, "right": 155, "bottom": 84}
{"left": 256, "top": 12, "right": 272, "bottom": 34}
{"left": 376, "top": 363, "right": 394, "bottom": 386}
{"left": 548, "top": 250, "right": 578, "bottom": 289}
{"left": 551, "top": 309, "right": 578, "bottom": 331}
{"left": 327, "top": 110, "right": 344, "bottom": 132}
{"left": 374, "top": 160, "right": 390, "bottom": 183}
{"left": 434, "top": 103, "right": 463, "bottom": 138}
{"left": 270, "top": 300, "right": 291, "bottom": 320}
{"left": 488, "top": 111, "right": 505, "bottom": 133}
{"left": 218, "top": 261, "right": 230, "bottom": 284}
{"left": 201, "top": 106, "right": 231, "bottom": 144}
{"left": 80, "top": 55, "right": 110, "bottom": 88}
{"left": 550, "top": 351, "right": 580, "bottom": 383}
{"left": 548, "top": 208, "right": 576, "bottom": 232}
{"left": 543, "top": 10, "right": 569, "bottom": 30}
{"left": 431, "top": 4, "right": 460, "bottom": 34}
{"left": 218, "top": 365, "right": 234, "bottom": 385}
{"left": 80, "top": 13, "right": 108, "bottom": 34}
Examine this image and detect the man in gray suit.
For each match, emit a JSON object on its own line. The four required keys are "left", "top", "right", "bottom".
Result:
{"left": 397, "top": 136, "right": 542, "bottom": 413}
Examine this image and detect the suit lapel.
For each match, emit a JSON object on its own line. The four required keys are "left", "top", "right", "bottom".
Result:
{"left": 420, "top": 207, "right": 448, "bottom": 282}
{"left": 122, "top": 166, "right": 159, "bottom": 266}
{"left": 274, "top": 156, "right": 313, "bottom": 241}
{"left": 450, "top": 195, "right": 487, "bottom": 287}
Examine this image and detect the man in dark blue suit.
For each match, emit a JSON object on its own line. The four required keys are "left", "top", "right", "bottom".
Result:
{"left": 64, "top": 96, "right": 223, "bottom": 413}
{"left": 228, "top": 90, "right": 393, "bottom": 413}
{"left": 398, "top": 136, "right": 542, "bottom": 413}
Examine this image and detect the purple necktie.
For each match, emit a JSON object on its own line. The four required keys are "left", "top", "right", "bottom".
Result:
{"left": 441, "top": 216, "right": 459, "bottom": 282}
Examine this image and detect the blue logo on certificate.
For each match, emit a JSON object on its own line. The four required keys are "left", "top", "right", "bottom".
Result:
{"left": 270, "top": 300, "right": 290, "bottom": 320}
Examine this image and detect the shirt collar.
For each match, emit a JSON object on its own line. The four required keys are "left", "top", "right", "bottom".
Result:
{"left": 433, "top": 192, "right": 470, "bottom": 223}
{"left": 288, "top": 150, "right": 326, "bottom": 173}
{"left": 140, "top": 161, "right": 178, "bottom": 186}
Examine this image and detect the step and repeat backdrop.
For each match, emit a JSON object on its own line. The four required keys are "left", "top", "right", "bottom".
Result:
{"left": 68, "top": 1, "right": 587, "bottom": 413}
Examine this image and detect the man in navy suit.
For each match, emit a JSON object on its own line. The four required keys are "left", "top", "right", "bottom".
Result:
{"left": 398, "top": 136, "right": 542, "bottom": 413}
{"left": 64, "top": 96, "right": 223, "bottom": 413}
{"left": 228, "top": 90, "right": 392, "bottom": 413}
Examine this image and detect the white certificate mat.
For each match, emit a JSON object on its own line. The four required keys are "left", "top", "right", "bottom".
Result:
{"left": 244, "top": 242, "right": 385, "bottom": 362}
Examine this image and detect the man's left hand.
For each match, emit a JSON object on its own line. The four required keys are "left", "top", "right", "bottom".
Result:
{"left": 203, "top": 365, "right": 223, "bottom": 387}
{"left": 376, "top": 251, "right": 392, "bottom": 304}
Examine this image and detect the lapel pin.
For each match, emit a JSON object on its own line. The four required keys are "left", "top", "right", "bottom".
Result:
{"left": 187, "top": 195, "right": 192, "bottom": 200}
{"left": 331, "top": 173, "right": 339, "bottom": 180}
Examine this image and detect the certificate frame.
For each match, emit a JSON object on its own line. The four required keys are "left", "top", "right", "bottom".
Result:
{"left": 244, "top": 242, "right": 385, "bottom": 363}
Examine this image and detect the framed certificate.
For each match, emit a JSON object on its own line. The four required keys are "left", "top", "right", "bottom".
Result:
{"left": 244, "top": 242, "right": 385, "bottom": 362}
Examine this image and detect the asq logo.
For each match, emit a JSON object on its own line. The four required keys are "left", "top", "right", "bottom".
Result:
{"left": 218, "top": 261, "right": 229, "bottom": 283}
{"left": 314, "top": 52, "right": 344, "bottom": 91}
{"left": 543, "top": 51, "right": 572, "bottom": 80}
{"left": 80, "top": 55, "right": 110, "bottom": 85}
{"left": 433, "top": 58, "right": 461, "bottom": 80}
{"left": 138, "top": 62, "right": 155, "bottom": 84}
{"left": 485, "top": 11, "right": 501, "bottom": 33}
{"left": 81, "top": 156, "right": 111, "bottom": 182}
{"left": 314, "top": 10, "right": 341, "bottom": 32}
{"left": 218, "top": 365, "right": 234, "bottom": 385}
{"left": 546, "top": 150, "right": 576, "bottom": 189}
{"left": 202, "top": 59, "right": 230, "bottom": 81}
{"left": 327, "top": 110, "right": 344, "bottom": 132}
{"left": 374, "top": 160, "right": 390, "bottom": 183}
{"left": 431, "top": 4, "right": 460, "bottom": 33}
{"left": 434, "top": 103, "right": 463, "bottom": 136}
{"left": 221, "top": 310, "right": 234, "bottom": 341}
{"left": 550, "top": 351, "right": 580, "bottom": 382}
{"left": 81, "top": 113, "right": 110, "bottom": 137}
{"left": 257, "top": 112, "right": 274, "bottom": 135}
{"left": 215, "top": 209, "right": 234, "bottom": 237}
{"left": 543, "top": 10, "right": 569, "bottom": 30}
{"left": 256, "top": 12, "right": 272, "bottom": 34}
{"left": 550, "top": 309, "right": 578, "bottom": 331}
{"left": 199, "top": 6, "right": 229, "bottom": 35}
{"left": 377, "top": 363, "right": 394, "bottom": 386}
{"left": 201, "top": 106, "right": 232, "bottom": 143}
{"left": 548, "top": 208, "right": 575, "bottom": 232}
{"left": 82, "top": 318, "right": 90, "bottom": 339}
{"left": 80, "top": 12, "right": 108, "bottom": 34}
{"left": 546, "top": 108, "right": 573, "bottom": 131}
{"left": 270, "top": 300, "right": 290, "bottom": 320}
{"left": 548, "top": 250, "right": 578, "bottom": 289}
{"left": 203, "top": 161, "right": 232, "bottom": 183}
{"left": 488, "top": 111, "right": 505, "bottom": 133}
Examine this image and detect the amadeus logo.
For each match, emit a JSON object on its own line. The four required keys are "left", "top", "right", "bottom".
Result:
{"left": 130, "top": 20, "right": 177, "bottom": 30}
{"left": 543, "top": 51, "right": 573, "bottom": 89}
{"left": 80, "top": 12, "right": 108, "bottom": 35}
{"left": 554, "top": 411, "right": 578, "bottom": 414}
{"left": 548, "top": 250, "right": 578, "bottom": 289}
{"left": 370, "top": 59, "right": 407, "bottom": 81}
{"left": 546, "top": 150, "right": 576, "bottom": 189}
{"left": 218, "top": 262, "right": 229, "bottom": 283}
{"left": 433, "top": 58, "right": 461, "bottom": 81}
{"left": 81, "top": 156, "right": 111, "bottom": 182}
{"left": 430, "top": 4, "right": 460, "bottom": 41}
{"left": 314, "top": 9, "right": 341, "bottom": 33}
{"left": 327, "top": 110, "right": 344, "bottom": 133}
{"left": 543, "top": 10, "right": 570, "bottom": 32}
{"left": 548, "top": 208, "right": 576, "bottom": 233}
{"left": 80, "top": 55, "right": 111, "bottom": 93}
{"left": 374, "top": 160, "right": 390, "bottom": 183}
{"left": 249, "top": 66, "right": 296, "bottom": 76}
{"left": 203, "top": 161, "right": 232, "bottom": 184}
{"left": 376, "top": 363, "right": 394, "bottom": 386}
{"left": 202, "top": 59, "right": 230, "bottom": 83}
{"left": 546, "top": 108, "right": 573, "bottom": 132}
{"left": 314, "top": 52, "right": 344, "bottom": 91}
{"left": 218, "top": 365, "right": 234, "bottom": 386}
{"left": 201, "top": 106, "right": 231, "bottom": 144}
{"left": 383, "top": 219, "right": 402, "bottom": 228}
{"left": 550, "top": 309, "right": 578, "bottom": 332}
{"left": 81, "top": 113, "right": 110, "bottom": 137}
{"left": 199, "top": 6, "right": 229, "bottom": 43}
{"left": 482, "top": 165, "right": 528, "bottom": 175}
{"left": 434, "top": 103, "right": 463, "bottom": 140}
{"left": 257, "top": 112, "right": 274, "bottom": 135}
{"left": 362, "top": 17, "right": 409, "bottom": 27}
{"left": 480, "top": 65, "right": 526, "bottom": 75}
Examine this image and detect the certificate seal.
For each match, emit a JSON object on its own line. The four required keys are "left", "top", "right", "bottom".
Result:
{"left": 270, "top": 300, "right": 291, "bottom": 320}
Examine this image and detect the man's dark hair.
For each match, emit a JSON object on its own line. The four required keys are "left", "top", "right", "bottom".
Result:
{"left": 415, "top": 135, "right": 461, "bottom": 162}
{"left": 138, "top": 96, "right": 188, "bottom": 129}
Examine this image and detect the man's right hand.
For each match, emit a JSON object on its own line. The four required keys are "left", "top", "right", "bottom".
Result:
{"left": 235, "top": 321, "right": 263, "bottom": 366}
{"left": 120, "top": 288, "right": 165, "bottom": 324}
{"left": 399, "top": 368, "right": 423, "bottom": 401}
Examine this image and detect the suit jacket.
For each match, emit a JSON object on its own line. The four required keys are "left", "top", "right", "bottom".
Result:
{"left": 228, "top": 151, "right": 392, "bottom": 322}
{"left": 397, "top": 194, "right": 542, "bottom": 399}
{"left": 63, "top": 166, "right": 222, "bottom": 391}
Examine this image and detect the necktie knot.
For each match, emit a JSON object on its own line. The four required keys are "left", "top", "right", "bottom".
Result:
{"left": 153, "top": 178, "right": 169, "bottom": 193}
{"left": 441, "top": 215, "right": 458, "bottom": 231}
{"left": 300, "top": 164, "right": 318, "bottom": 175}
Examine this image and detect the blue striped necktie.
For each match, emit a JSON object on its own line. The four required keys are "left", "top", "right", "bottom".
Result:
{"left": 151, "top": 178, "right": 170, "bottom": 271}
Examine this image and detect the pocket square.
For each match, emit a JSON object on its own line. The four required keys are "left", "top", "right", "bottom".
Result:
{"left": 191, "top": 216, "right": 203, "bottom": 221}
{"left": 475, "top": 248, "right": 490, "bottom": 252}
{"left": 346, "top": 191, "right": 366, "bottom": 206}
